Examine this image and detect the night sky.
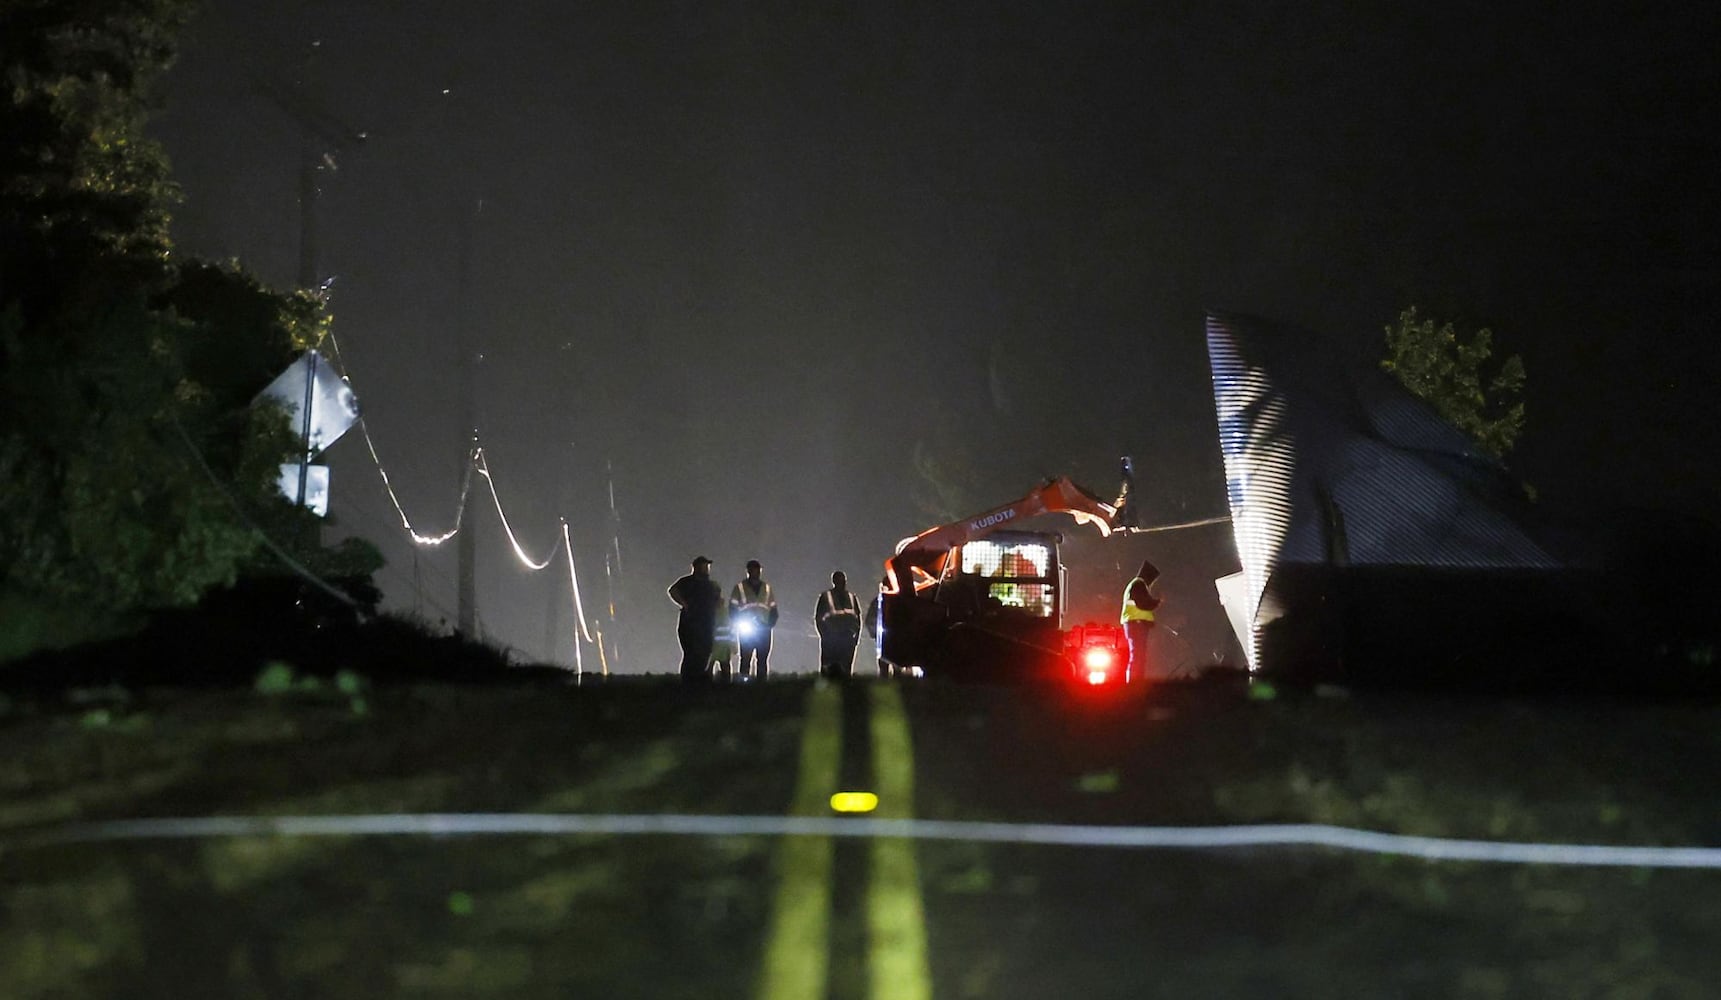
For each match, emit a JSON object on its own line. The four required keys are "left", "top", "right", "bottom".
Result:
{"left": 150, "top": 1, "right": 1721, "bottom": 671}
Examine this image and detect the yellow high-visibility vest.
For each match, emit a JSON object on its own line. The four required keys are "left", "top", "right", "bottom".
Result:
{"left": 1120, "top": 578, "right": 1156, "bottom": 624}
{"left": 731, "top": 580, "right": 775, "bottom": 614}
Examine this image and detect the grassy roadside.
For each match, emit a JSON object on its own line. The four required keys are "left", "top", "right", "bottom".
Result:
{"left": 0, "top": 678, "right": 814, "bottom": 998}
{"left": 0, "top": 593, "right": 141, "bottom": 666}
{"left": 903, "top": 681, "right": 1721, "bottom": 998}
{"left": 903, "top": 681, "right": 1721, "bottom": 844}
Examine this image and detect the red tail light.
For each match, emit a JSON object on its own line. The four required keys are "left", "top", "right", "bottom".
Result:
{"left": 1066, "top": 623, "right": 1129, "bottom": 687}
{"left": 1082, "top": 646, "right": 1113, "bottom": 684}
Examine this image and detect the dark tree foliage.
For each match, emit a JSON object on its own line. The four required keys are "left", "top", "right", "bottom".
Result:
{"left": 0, "top": 0, "right": 379, "bottom": 621}
{"left": 0, "top": 0, "right": 186, "bottom": 299}
{"left": 1381, "top": 307, "right": 1527, "bottom": 461}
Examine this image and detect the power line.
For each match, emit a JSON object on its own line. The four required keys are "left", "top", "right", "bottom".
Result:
{"left": 474, "top": 445, "right": 560, "bottom": 571}
{"left": 328, "top": 328, "right": 473, "bottom": 546}
{"left": 321, "top": 325, "right": 604, "bottom": 668}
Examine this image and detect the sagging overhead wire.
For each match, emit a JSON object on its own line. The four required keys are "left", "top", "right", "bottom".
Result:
{"left": 327, "top": 327, "right": 471, "bottom": 546}
{"left": 561, "top": 521, "right": 594, "bottom": 644}
{"left": 322, "top": 321, "right": 603, "bottom": 668}
{"left": 367, "top": 426, "right": 473, "bottom": 545}
{"left": 475, "top": 446, "right": 561, "bottom": 571}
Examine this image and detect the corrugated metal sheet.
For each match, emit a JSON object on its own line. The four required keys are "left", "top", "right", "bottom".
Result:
{"left": 1205, "top": 311, "right": 1567, "bottom": 668}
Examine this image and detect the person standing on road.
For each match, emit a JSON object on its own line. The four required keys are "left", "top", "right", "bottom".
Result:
{"left": 729, "top": 559, "right": 778, "bottom": 680}
{"left": 815, "top": 570, "right": 864, "bottom": 679}
{"left": 1120, "top": 559, "right": 1163, "bottom": 682}
{"left": 668, "top": 556, "right": 723, "bottom": 683}
{"left": 865, "top": 577, "right": 891, "bottom": 677}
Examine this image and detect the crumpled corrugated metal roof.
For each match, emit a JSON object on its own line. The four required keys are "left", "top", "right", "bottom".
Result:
{"left": 1206, "top": 310, "right": 1571, "bottom": 666}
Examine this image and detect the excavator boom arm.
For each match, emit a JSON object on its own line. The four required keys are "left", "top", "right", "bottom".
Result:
{"left": 884, "top": 477, "right": 1118, "bottom": 595}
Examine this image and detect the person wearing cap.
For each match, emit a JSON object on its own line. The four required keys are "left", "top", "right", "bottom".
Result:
{"left": 815, "top": 570, "right": 864, "bottom": 679}
{"left": 1120, "top": 559, "right": 1163, "bottom": 682}
{"left": 728, "top": 559, "right": 778, "bottom": 680}
{"left": 668, "top": 556, "right": 723, "bottom": 682}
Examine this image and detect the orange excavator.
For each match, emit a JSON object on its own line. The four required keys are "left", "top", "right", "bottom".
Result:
{"left": 876, "top": 468, "right": 1141, "bottom": 682}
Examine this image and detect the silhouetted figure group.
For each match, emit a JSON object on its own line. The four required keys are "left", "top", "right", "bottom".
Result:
{"left": 667, "top": 557, "right": 860, "bottom": 682}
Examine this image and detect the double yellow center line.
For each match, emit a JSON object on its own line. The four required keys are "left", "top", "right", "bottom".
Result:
{"left": 757, "top": 682, "right": 932, "bottom": 1000}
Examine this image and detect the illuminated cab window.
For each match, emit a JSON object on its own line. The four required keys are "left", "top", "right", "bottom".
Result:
{"left": 962, "top": 541, "right": 1055, "bottom": 618}
{"left": 961, "top": 540, "right": 1050, "bottom": 577}
{"left": 988, "top": 582, "right": 1054, "bottom": 617}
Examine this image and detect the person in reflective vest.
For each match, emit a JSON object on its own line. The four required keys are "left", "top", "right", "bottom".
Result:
{"left": 815, "top": 570, "right": 864, "bottom": 679}
{"left": 1120, "top": 559, "right": 1163, "bottom": 682}
{"left": 729, "top": 559, "right": 778, "bottom": 679}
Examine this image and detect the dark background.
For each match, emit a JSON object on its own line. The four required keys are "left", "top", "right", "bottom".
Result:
{"left": 149, "top": 0, "right": 1721, "bottom": 671}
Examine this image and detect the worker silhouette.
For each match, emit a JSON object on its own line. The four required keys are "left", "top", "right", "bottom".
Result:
{"left": 865, "top": 577, "right": 891, "bottom": 676}
{"left": 1120, "top": 559, "right": 1163, "bottom": 682}
{"left": 729, "top": 559, "right": 778, "bottom": 680}
{"left": 667, "top": 556, "right": 723, "bottom": 683}
{"left": 815, "top": 570, "right": 864, "bottom": 680}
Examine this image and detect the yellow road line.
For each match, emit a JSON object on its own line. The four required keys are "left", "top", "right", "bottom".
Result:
{"left": 867, "top": 683, "right": 932, "bottom": 1000}
{"left": 757, "top": 682, "right": 843, "bottom": 1000}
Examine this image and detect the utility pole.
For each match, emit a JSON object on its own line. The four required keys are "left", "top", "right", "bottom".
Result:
{"left": 542, "top": 558, "right": 562, "bottom": 663}
{"left": 258, "top": 46, "right": 367, "bottom": 291}
{"left": 297, "top": 131, "right": 320, "bottom": 290}
{"left": 542, "top": 441, "right": 573, "bottom": 664}
{"left": 455, "top": 197, "right": 480, "bottom": 639}
{"left": 604, "top": 459, "right": 623, "bottom": 671}
{"left": 255, "top": 44, "right": 366, "bottom": 517}
{"left": 294, "top": 132, "right": 318, "bottom": 513}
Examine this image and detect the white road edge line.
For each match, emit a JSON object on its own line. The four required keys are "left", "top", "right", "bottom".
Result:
{"left": 8, "top": 814, "right": 1721, "bottom": 869}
